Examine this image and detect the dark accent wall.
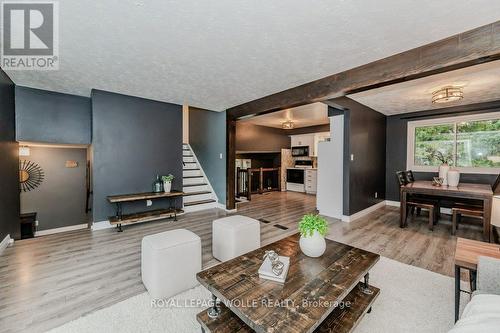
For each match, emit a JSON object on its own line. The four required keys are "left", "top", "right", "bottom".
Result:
{"left": 386, "top": 101, "right": 500, "bottom": 201}
{"left": 286, "top": 124, "right": 330, "bottom": 135}
{"left": 91, "top": 90, "right": 183, "bottom": 221}
{"left": 20, "top": 147, "right": 88, "bottom": 231}
{"left": 15, "top": 86, "right": 91, "bottom": 144}
{"left": 0, "top": 69, "right": 20, "bottom": 241}
{"left": 189, "top": 107, "right": 226, "bottom": 204}
{"left": 236, "top": 122, "right": 290, "bottom": 152}
{"left": 331, "top": 97, "right": 386, "bottom": 216}
{"left": 236, "top": 153, "right": 281, "bottom": 168}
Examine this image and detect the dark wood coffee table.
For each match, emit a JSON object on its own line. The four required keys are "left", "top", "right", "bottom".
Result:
{"left": 196, "top": 234, "right": 380, "bottom": 333}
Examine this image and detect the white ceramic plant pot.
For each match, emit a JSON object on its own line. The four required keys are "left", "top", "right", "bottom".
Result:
{"left": 299, "top": 231, "right": 326, "bottom": 258}
{"left": 438, "top": 164, "right": 450, "bottom": 186}
{"left": 447, "top": 169, "right": 460, "bottom": 187}
{"left": 163, "top": 181, "right": 172, "bottom": 193}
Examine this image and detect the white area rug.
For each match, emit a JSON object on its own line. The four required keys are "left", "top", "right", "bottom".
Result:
{"left": 48, "top": 257, "right": 468, "bottom": 333}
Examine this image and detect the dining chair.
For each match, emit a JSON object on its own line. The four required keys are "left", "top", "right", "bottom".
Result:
{"left": 493, "top": 173, "right": 500, "bottom": 194}
{"left": 397, "top": 171, "right": 437, "bottom": 230}
{"left": 404, "top": 170, "right": 441, "bottom": 221}
{"left": 451, "top": 174, "right": 499, "bottom": 235}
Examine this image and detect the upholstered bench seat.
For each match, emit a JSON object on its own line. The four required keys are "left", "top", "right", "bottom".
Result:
{"left": 212, "top": 215, "right": 260, "bottom": 262}
{"left": 141, "top": 229, "right": 201, "bottom": 299}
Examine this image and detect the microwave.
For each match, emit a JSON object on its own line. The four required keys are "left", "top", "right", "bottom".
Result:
{"left": 291, "top": 146, "right": 309, "bottom": 157}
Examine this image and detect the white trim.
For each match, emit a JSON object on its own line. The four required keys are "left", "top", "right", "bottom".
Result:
{"left": 341, "top": 201, "right": 386, "bottom": 222}
{"left": 91, "top": 220, "right": 114, "bottom": 231}
{"left": 217, "top": 203, "right": 237, "bottom": 212}
{"left": 407, "top": 111, "right": 500, "bottom": 174}
{"left": 0, "top": 234, "right": 12, "bottom": 255}
{"left": 385, "top": 200, "right": 401, "bottom": 207}
{"left": 384, "top": 200, "right": 452, "bottom": 214}
{"left": 35, "top": 224, "right": 88, "bottom": 237}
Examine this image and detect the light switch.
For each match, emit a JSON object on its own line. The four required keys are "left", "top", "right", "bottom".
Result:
{"left": 350, "top": 154, "right": 354, "bottom": 161}
{"left": 220, "top": 153, "right": 223, "bottom": 159}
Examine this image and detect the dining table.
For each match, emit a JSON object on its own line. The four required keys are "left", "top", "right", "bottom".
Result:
{"left": 400, "top": 180, "right": 494, "bottom": 242}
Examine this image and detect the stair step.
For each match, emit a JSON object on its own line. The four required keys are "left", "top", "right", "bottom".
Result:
{"left": 184, "top": 199, "right": 217, "bottom": 207}
{"left": 183, "top": 183, "right": 208, "bottom": 187}
{"left": 183, "top": 175, "right": 204, "bottom": 179}
{"left": 183, "top": 191, "right": 211, "bottom": 197}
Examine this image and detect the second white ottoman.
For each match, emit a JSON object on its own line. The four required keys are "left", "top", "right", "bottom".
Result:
{"left": 141, "top": 229, "right": 201, "bottom": 299}
{"left": 212, "top": 215, "right": 260, "bottom": 262}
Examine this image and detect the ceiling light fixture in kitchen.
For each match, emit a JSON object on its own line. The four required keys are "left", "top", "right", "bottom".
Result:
{"left": 282, "top": 120, "right": 295, "bottom": 129}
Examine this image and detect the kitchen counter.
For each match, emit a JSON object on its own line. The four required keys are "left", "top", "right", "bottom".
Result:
{"left": 286, "top": 167, "right": 317, "bottom": 170}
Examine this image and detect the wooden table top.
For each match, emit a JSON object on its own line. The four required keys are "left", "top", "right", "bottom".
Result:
{"left": 197, "top": 234, "right": 380, "bottom": 333}
{"left": 454, "top": 237, "right": 500, "bottom": 270}
{"left": 402, "top": 180, "right": 493, "bottom": 199}
{"left": 107, "top": 190, "right": 184, "bottom": 203}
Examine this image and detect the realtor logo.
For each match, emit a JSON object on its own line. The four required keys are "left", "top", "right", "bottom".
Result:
{"left": 1, "top": 1, "right": 59, "bottom": 70}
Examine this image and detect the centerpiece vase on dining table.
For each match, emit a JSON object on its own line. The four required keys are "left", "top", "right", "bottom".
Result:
{"left": 439, "top": 163, "right": 450, "bottom": 186}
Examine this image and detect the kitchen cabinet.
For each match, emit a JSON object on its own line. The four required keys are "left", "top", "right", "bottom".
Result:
{"left": 291, "top": 134, "right": 314, "bottom": 151}
{"left": 305, "top": 169, "right": 317, "bottom": 194}
{"left": 290, "top": 132, "right": 330, "bottom": 157}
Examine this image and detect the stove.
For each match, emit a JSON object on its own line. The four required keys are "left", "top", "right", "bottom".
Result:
{"left": 294, "top": 160, "right": 313, "bottom": 169}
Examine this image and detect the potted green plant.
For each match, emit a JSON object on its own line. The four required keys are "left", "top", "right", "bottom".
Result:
{"left": 298, "top": 214, "right": 329, "bottom": 257}
{"left": 161, "top": 174, "right": 174, "bottom": 193}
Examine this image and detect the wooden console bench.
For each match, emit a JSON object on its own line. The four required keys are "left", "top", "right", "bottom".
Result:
{"left": 107, "top": 191, "right": 184, "bottom": 232}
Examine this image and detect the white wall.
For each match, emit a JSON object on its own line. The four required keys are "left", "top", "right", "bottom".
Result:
{"left": 182, "top": 104, "right": 189, "bottom": 144}
{"left": 317, "top": 115, "right": 344, "bottom": 219}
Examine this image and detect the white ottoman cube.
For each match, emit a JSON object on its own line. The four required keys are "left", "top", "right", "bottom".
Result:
{"left": 212, "top": 215, "right": 260, "bottom": 262}
{"left": 141, "top": 229, "right": 201, "bottom": 299}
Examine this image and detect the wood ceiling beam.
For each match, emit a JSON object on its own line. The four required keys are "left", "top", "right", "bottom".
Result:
{"left": 227, "top": 21, "right": 500, "bottom": 119}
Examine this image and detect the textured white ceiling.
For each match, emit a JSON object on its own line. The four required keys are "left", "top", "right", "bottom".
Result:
{"left": 349, "top": 60, "right": 500, "bottom": 115}
{"left": 6, "top": 1, "right": 500, "bottom": 111}
{"left": 240, "top": 102, "right": 328, "bottom": 128}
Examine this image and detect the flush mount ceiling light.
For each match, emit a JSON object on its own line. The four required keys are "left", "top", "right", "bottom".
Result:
{"left": 431, "top": 86, "right": 464, "bottom": 104}
{"left": 282, "top": 120, "right": 295, "bottom": 130}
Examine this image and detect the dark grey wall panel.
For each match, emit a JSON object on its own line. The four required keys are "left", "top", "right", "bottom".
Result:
{"left": 189, "top": 107, "right": 226, "bottom": 204}
{"left": 15, "top": 86, "right": 91, "bottom": 144}
{"left": 386, "top": 103, "right": 500, "bottom": 201}
{"left": 236, "top": 122, "right": 290, "bottom": 152}
{"left": 286, "top": 124, "right": 330, "bottom": 135}
{"left": 20, "top": 147, "right": 88, "bottom": 231}
{"left": 332, "top": 97, "right": 386, "bottom": 216}
{"left": 91, "top": 90, "right": 182, "bottom": 221}
{"left": 0, "top": 69, "right": 20, "bottom": 240}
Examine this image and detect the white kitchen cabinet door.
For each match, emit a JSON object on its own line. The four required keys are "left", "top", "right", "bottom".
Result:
{"left": 305, "top": 169, "right": 318, "bottom": 194}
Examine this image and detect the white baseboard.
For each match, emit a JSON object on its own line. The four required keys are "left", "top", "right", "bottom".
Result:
{"left": 35, "top": 224, "right": 88, "bottom": 237}
{"left": 385, "top": 200, "right": 401, "bottom": 207}
{"left": 384, "top": 200, "right": 451, "bottom": 214}
{"left": 342, "top": 201, "right": 387, "bottom": 222}
{"left": 0, "top": 234, "right": 12, "bottom": 255}
{"left": 91, "top": 220, "right": 114, "bottom": 231}
{"left": 217, "top": 203, "right": 237, "bottom": 212}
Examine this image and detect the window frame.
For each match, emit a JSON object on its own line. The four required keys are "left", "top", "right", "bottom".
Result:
{"left": 407, "top": 112, "right": 500, "bottom": 174}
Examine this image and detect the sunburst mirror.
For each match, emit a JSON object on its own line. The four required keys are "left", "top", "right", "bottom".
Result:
{"left": 19, "top": 160, "right": 44, "bottom": 192}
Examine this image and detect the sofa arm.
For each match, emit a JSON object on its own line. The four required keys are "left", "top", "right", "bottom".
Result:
{"left": 477, "top": 256, "right": 500, "bottom": 295}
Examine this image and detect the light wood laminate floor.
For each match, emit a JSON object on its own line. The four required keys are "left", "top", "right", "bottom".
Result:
{"left": 0, "top": 191, "right": 484, "bottom": 333}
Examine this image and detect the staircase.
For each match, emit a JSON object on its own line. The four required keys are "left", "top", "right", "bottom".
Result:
{"left": 182, "top": 144, "right": 219, "bottom": 212}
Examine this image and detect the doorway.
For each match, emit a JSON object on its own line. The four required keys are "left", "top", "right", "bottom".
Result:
{"left": 18, "top": 143, "right": 90, "bottom": 238}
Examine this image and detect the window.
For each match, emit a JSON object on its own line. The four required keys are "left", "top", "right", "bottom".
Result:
{"left": 407, "top": 112, "right": 500, "bottom": 174}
